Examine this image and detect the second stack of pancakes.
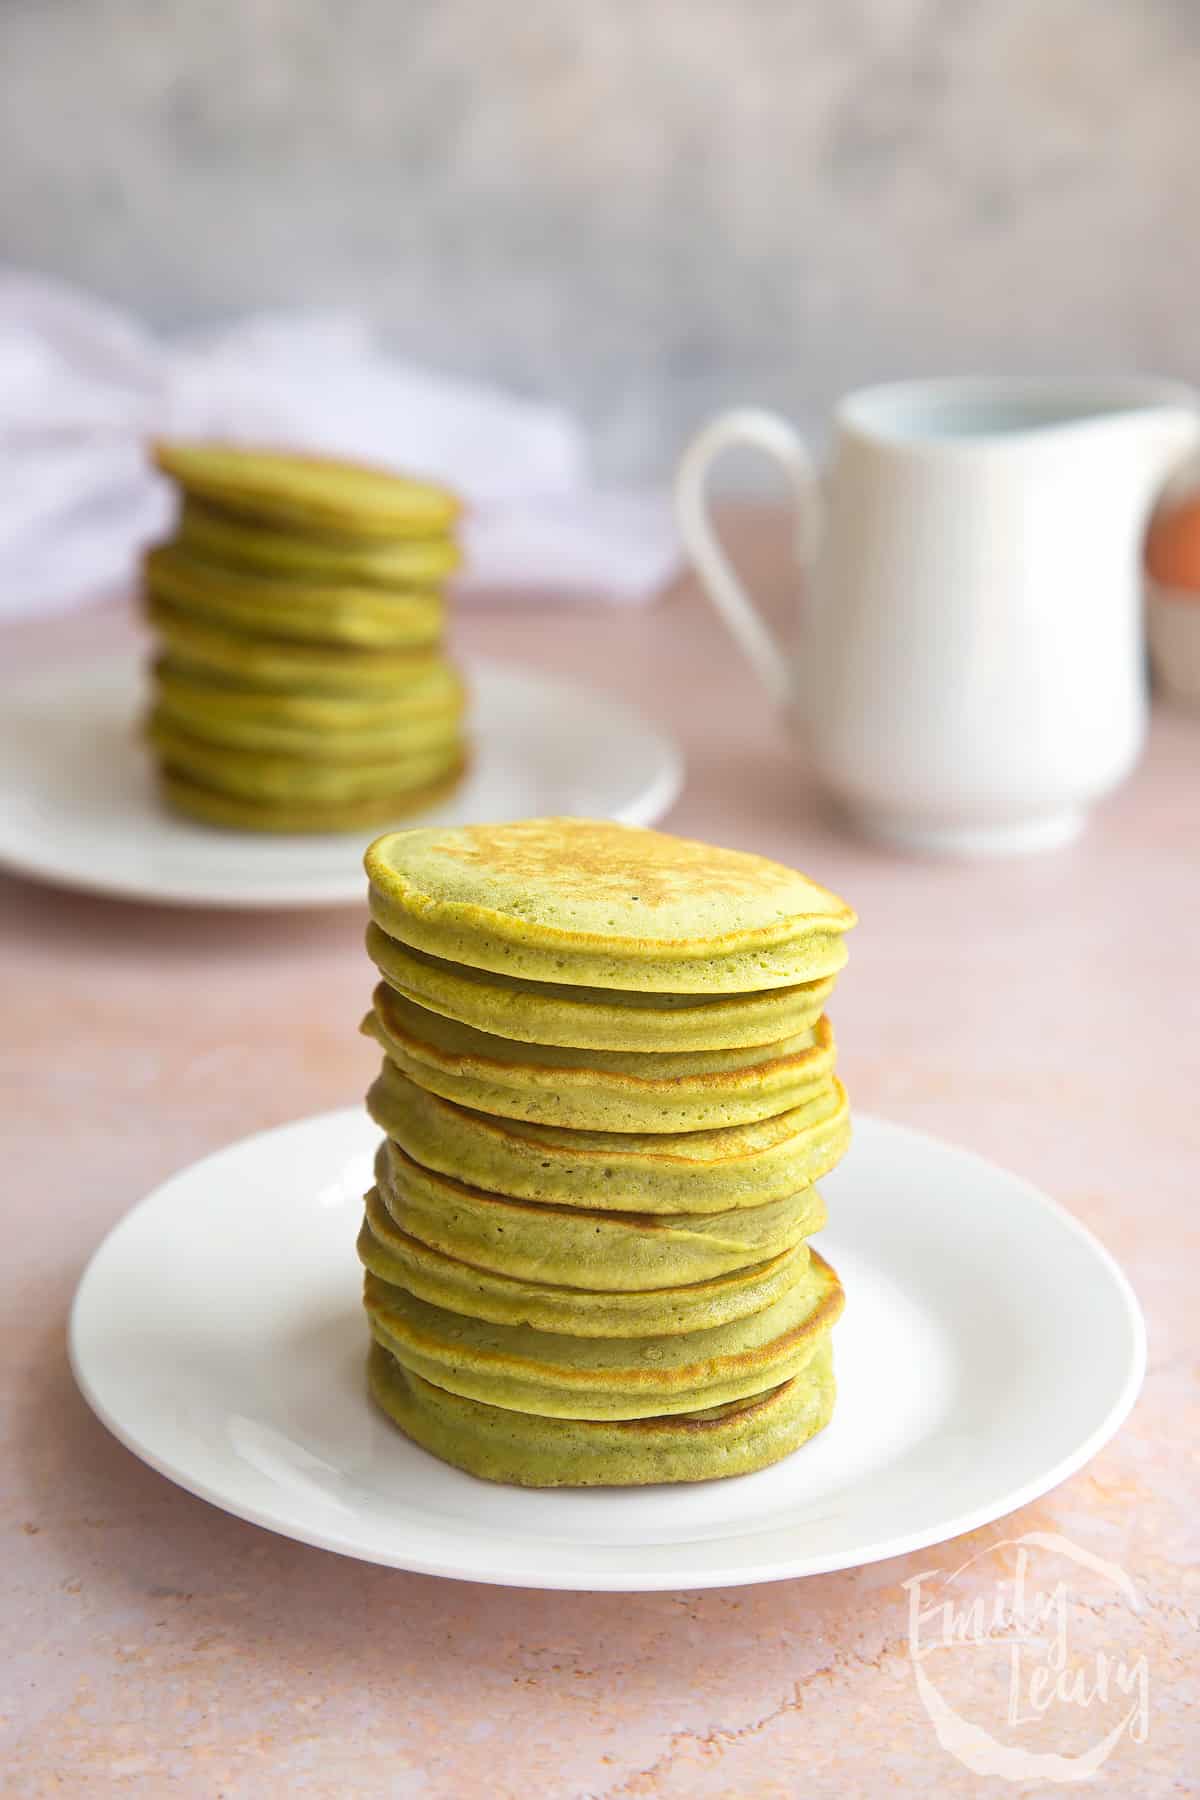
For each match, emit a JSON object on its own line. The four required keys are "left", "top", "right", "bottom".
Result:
{"left": 359, "top": 818, "right": 857, "bottom": 1486}
{"left": 143, "top": 442, "right": 468, "bottom": 833}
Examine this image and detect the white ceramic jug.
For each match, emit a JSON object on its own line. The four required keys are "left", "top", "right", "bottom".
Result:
{"left": 676, "top": 378, "right": 1199, "bottom": 852}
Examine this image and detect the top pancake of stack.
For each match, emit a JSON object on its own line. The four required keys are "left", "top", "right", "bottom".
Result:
{"left": 364, "top": 818, "right": 856, "bottom": 1009}
{"left": 153, "top": 443, "right": 461, "bottom": 540}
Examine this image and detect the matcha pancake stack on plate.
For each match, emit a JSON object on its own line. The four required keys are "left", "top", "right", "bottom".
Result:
{"left": 358, "top": 817, "right": 857, "bottom": 1486}
{"left": 143, "top": 443, "right": 468, "bottom": 833}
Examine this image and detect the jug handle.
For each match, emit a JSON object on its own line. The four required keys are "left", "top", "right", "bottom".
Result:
{"left": 674, "top": 409, "right": 822, "bottom": 709}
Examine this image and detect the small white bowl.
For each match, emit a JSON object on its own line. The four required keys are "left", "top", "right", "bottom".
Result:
{"left": 1148, "top": 581, "right": 1200, "bottom": 708}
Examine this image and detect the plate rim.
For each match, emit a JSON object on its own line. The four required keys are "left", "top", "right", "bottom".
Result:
{"left": 0, "top": 650, "right": 685, "bottom": 910}
{"left": 68, "top": 1107, "right": 1147, "bottom": 1592}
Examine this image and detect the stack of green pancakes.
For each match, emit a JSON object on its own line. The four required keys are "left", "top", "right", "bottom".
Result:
{"left": 143, "top": 443, "right": 468, "bottom": 832}
{"left": 358, "top": 817, "right": 857, "bottom": 1487}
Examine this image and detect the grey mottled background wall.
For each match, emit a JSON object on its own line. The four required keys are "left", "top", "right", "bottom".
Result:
{"left": 2, "top": 0, "right": 1198, "bottom": 477}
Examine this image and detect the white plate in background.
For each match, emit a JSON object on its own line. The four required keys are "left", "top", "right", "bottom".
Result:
{"left": 0, "top": 653, "right": 683, "bottom": 908}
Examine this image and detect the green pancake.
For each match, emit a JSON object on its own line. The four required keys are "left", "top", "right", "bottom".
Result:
{"left": 375, "top": 1141, "right": 828, "bottom": 1288}
{"left": 367, "top": 1061, "right": 850, "bottom": 1212}
{"left": 363, "top": 1248, "right": 842, "bottom": 1419}
{"left": 368, "top": 1338, "right": 836, "bottom": 1486}
{"left": 365, "top": 921, "right": 842, "bottom": 1051}
{"left": 151, "top": 678, "right": 461, "bottom": 764}
{"left": 144, "top": 544, "right": 444, "bottom": 650}
{"left": 148, "top": 714, "right": 462, "bottom": 806}
{"left": 358, "top": 1186, "right": 811, "bottom": 1336}
{"left": 146, "top": 597, "right": 449, "bottom": 694}
{"left": 177, "top": 496, "right": 459, "bottom": 587}
{"left": 153, "top": 693, "right": 461, "bottom": 763}
{"left": 365, "top": 819, "right": 855, "bottom": 992}
{"left": 152, "top": 658, "right": 465, "bottom": 757}
{"left": 363, "top": 983, "right": 835, "bottom": 1133}
{"left": 153, "top": 441, "right": 460, "bottom": 538}
{"left": 160, "top": 759, "right": 465, "bottom": 834}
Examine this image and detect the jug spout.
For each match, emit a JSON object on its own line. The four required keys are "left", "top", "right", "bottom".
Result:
{"left": 1000, "top": 379, "right": 1200, "bottom": 559}
{"left": 1122, "top": 391, "right": 1200, "bottom": 512}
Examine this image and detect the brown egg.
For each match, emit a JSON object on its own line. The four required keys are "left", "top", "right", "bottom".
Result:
{"left": 1145, "top": 492, "right": 1200, "bottom": 592}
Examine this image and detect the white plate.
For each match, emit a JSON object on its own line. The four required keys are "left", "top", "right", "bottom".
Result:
{"left": 70, "top": 1108, "right": 1145, "bottom": 1591}
{"left": 0, "top": 654, "right": 683, "bottom": 908}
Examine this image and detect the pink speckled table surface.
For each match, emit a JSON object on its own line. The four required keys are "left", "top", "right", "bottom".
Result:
{"left": 2, "top": 519, "right": 1197, "bottom": 1797}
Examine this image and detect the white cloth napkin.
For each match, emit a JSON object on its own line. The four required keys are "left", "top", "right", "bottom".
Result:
{"left": 0, "top": 271, "right": 679, "bottom": 620}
